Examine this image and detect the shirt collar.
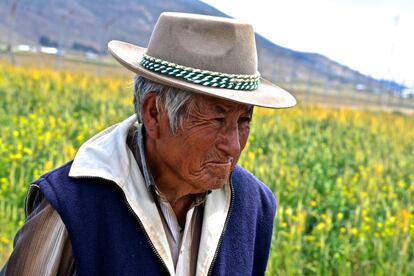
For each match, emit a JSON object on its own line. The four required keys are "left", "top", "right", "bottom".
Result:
{"left": 136, "top": 124, "right": 156, "bottom": 190}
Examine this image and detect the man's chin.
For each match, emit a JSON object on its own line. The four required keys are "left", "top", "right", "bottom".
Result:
{"left": 205, "top": 162, "right": 232, "bottom": 176}
{"left": 207, "top": 172, "right": 231, "bottom": 190}
{"left": 190, "top": 165, "right": 232, "bottom": 191}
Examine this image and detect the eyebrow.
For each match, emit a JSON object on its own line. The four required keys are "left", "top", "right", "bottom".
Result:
{"left": 214, "top": 105, "right": 227, "bottom": 114}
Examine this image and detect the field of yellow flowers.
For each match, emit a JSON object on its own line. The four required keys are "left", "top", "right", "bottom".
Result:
{"left": 0, "top": 63, "right": 413, "bottom": 274}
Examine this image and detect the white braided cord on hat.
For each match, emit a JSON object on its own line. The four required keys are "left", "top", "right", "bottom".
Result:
{"left": 140, "top": 54, "right": 260, "bottom": 90}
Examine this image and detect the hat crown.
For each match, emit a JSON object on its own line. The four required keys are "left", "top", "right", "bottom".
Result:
{"left": 146, "top": 12, "right": 258, "bottom": 75}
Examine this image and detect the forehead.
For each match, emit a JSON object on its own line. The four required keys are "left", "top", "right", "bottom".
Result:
{"left": 190, "top": 93, "right": 253, "bottom": 114}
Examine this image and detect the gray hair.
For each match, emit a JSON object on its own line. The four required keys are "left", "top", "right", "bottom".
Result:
{"left": 133, "top": 75, "right": 194, "bottom": 134}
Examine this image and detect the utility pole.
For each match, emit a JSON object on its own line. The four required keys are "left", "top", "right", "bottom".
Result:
{"left": 6, "top": 0, "right": 20, "bottom": 64}
{"left": 96, "top": 17, "right": 116, "bottom": 76}
{"left": 306, "top": 61, "right": 314, "bottom": 103}
{"left": 289, "top": 56, "right": 297, "bottom": 92}
{"left": 384, "top": 14, "right": 400, "bottom": 108}
{"left": 55, "top": 9, "right": 75, "bottom": 70}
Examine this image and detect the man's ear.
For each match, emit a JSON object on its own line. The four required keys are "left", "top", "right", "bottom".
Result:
{"left": 141, "top": 92, "right": 160, "bottom": 139}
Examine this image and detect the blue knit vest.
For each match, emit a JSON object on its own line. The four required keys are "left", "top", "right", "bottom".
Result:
{"left": 35, "top": 161, "right": 276, "bottom": 276}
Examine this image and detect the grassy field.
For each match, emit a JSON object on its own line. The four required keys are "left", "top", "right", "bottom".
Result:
{"left": 0, "top": 63, "right": 413, "bottom": 274}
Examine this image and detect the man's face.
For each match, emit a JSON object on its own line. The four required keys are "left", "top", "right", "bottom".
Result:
{"left": 155, "top": 94, "right": 253, "bottom": 193}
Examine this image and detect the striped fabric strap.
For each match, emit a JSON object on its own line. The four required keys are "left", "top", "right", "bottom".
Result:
{"left": 140, "top": 54, "right": 260, "bottom": 90}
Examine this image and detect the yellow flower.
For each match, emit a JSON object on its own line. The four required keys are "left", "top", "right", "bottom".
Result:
{"left": 397, "top": 209, "right": 411, "bottom": 233}
{"left": 350, "top": 228, "right": 358, "bottom": 236}
{"left": 316, "top": 223, "right": 326, "bottom": 231}
{"left": 76, "top": 133, "right": 85, "bottom": 143}
{"left": 23, "top": 148, "right": 33, "bottom": 156}
{"left": 63, "top": 144, "right": 77, "bottom": 160}
{"left": 362, "top": 225, "right": 371, "bottom": 232}
{"left": 49, "top": 116, "right": 56, "bottom": 129}
{"left": 304, "top": 235, "right": 316, "bottom": 241}
{"left": 9, "top": 153, "right": 23, "bottom": 161}
{"left": 0, "top": 236, "right": 10, "bottom": 245}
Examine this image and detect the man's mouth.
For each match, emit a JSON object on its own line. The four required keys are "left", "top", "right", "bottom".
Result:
{"left": 206, "top": 158, "right": 233, "bottom": 166}
{"left": 204, "top": 160, "right": 233, "bottom": 172}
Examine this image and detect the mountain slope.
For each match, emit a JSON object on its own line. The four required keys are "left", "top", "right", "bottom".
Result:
{"left": 0, "top": 0, "right": 393, "bottom": 91}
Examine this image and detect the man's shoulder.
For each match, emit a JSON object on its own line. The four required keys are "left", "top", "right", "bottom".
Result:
{"left": 31, "top": 161, "right": 76, "bottom": 208}
{"left": 32, "top": 160, "right": 116, "bottom": 197}
{"left": 34, "top": 161, "right": 74, "bottom": 183}
{"left": 232, "top": 165, "right": 273, "bottom": 193}
{"left": 231, "top": 165, "right": 276, "bottom": 208}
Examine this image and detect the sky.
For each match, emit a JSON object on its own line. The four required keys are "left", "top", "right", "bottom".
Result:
{"left": 201, "top": 0, "right": 414, "bottom": 87}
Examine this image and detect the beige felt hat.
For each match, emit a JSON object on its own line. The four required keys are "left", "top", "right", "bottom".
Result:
{"left": 108, "top": 12, "right": 296, "bottom": 109}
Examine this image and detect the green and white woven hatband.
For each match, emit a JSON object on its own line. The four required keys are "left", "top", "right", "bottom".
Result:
{"left": 140, "top": 54, "right": 260, "bottom": 91}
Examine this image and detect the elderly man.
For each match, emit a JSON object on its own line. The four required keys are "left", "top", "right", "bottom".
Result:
{"left": 1, "top": 12, "right": 295, "bottom": 276}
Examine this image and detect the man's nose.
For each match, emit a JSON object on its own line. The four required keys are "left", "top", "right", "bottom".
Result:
{"left": 217, "top": 123, "right": 241, "bottom": 157}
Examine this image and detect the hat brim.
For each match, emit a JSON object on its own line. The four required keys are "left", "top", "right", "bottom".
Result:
{"left": 108, "top": 40, "right": 296, "bottom": 109}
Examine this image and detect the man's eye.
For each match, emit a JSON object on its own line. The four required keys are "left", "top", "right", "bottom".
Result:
{"left": 238, "top": 117, "right": 251, "bottom": 124}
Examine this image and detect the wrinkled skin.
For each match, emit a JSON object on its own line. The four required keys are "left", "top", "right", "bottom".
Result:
{"left": 143, "top": 92, "right": 253, "bottom": 221}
